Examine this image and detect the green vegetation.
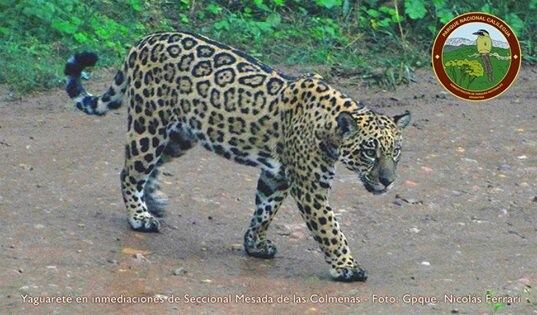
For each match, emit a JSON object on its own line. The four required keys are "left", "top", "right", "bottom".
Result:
{"left": 443, "top": 45, "right": 510, "bottom": 90}
{"left": 486, "top": 290, "right": 507, "bottom": 312}
{"left": 0, "top": 0, "right": 536, "bottom": 94}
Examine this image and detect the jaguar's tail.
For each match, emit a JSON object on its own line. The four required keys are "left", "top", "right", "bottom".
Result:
{"left": 64, "top": 52, "right": 126, "bottom": 116}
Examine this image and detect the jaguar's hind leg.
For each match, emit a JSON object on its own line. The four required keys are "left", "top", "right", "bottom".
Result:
{"left": 121, "top": 137, "right": 165, "bottom": 232}
{"left": 144, "top": 128, "right": 197, "bottom": 217}
{"left": 121, "top": 105, "right": 174, "bottom": 231}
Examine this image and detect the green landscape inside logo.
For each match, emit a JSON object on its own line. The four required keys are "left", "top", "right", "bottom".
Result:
{"left": 442, "top": 25, "right": 511, "bottom": 92}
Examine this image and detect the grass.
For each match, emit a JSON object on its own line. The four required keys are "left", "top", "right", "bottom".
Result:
{"left": 0, "top": 0, "right": 535, "bottom": 95}
{"left": 442, "top": 45, "right": 511, "bottom": 91}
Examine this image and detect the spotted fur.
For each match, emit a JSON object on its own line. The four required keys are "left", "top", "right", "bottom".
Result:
{"left": 65, "top": 31, "right": 411, "bottom": 282}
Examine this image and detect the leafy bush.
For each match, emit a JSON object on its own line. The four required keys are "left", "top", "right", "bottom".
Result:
{"left": 445, "top": 59, "right": 484, "bottom": 89}
{"left": 0, "top": 0, "right": 170, "bottom": 93}
{"left": 0, "top": 0, "right": 535, "bottom": 94}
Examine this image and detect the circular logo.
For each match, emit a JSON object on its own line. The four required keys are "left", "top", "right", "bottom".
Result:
{"left": 432, "top": 12, "right": 521, "bottom": 101}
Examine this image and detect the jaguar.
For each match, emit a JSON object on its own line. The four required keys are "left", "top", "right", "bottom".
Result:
{"left": 65, "top": 31, "right": 411, "bottom": 282}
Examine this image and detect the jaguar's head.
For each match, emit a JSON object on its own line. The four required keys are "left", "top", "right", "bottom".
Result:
{"left": 335, "top": 110, "right": 411, "bottom": 195}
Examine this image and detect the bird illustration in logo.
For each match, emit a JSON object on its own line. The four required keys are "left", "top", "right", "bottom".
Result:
{"left": 473, "top": 29, "right": 494, "bottom": 82}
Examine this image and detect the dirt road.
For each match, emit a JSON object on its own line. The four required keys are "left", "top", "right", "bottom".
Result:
{"left": 1, "top": 67, "right": 536, "bottom": 314}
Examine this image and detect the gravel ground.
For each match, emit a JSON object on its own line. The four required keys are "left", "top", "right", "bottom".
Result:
{"left": 0, "top": 66, "right": 536, "bottom": 314}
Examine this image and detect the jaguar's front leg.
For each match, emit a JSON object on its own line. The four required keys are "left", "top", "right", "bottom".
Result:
{"left": 244, "top": 169, "right": 290, "bottom": 259}
{"left": 290, "top": 184, "right": 367, "bottom": 282}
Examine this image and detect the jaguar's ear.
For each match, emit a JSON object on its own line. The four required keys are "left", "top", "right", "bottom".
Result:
{"left": 393, "top": 110, "right": 411, "bottom": 129}
{"left": 336, "top": 112, "right": 358, "bottom": 139}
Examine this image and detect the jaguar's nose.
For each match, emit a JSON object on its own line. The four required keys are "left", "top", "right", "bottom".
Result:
{"left": 379, "top": 175, "right": 394, "bottom": 187}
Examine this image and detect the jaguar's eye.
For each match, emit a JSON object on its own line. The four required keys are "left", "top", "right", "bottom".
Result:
{"left": 393, "top": 147, "right": 401, "bottom": 157}
{"left": 363, "top": 149, "right": 376, "bottom": 158}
